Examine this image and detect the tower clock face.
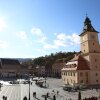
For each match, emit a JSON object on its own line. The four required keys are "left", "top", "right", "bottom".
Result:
{"left": 91, "top": 35, "right": 95, "bottom": 39}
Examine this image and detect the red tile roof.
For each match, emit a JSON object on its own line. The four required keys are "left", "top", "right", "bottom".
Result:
{"left": 65, "top": 55, "right": 90, "bottom": 70}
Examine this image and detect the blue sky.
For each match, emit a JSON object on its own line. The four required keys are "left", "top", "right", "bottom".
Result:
{"left": 0, "top": 0, "right": 100, "bottom": 58}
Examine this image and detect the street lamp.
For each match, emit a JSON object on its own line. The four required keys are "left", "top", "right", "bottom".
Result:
{"left": 36, "top": 66, "right": 39, "bottom": 77}
{"left": 44, "top": 69, "right": 47, "bottom": 88}
{"left": 28, "top": 77, "right": 30, "bottom": 100}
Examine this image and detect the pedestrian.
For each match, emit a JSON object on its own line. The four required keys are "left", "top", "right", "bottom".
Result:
{"left": 5, "top": 96, "right": 7, "bottom": 100}
{"left": 57, "top": 90, "right": 59, "bottom": 95}
{"left": 46, "top": 92, "right": 49, "bottom": 97}
{"left": 53, "top": 95, "right": 56, "bottom": 100}
{"left": 0, "top": 83, "right": 1, "bottom": 91}
{"left": 23, "top": 96, "right": 27, "bottom": 100}
{"left": 2, "top": 96, "right": 5, "bottom": 100}
{"left": 33, "top": 92, "right": 36, "bottom": 98}
{"left": 78, "top": 91, "right": 81, "bottom": 100}
{"left": 45, "top": 96, "right": 47, "bottom": 100}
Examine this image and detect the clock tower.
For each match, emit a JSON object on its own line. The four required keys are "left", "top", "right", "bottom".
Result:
{"left": 61, "top": 16, "right": 100, "bottom": 86}
{"left": 80, "top": 16, "right": 100, "bottom": 55}
{"left": 80, "top": 16, "right": 100, "bottom": 85}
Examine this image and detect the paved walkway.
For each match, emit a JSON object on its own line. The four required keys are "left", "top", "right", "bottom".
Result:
{"left": 0, "top": 85, "right": 21, "bottom": 100}
{"left": 0, "top": 78, "right": 100, "bottom": 100}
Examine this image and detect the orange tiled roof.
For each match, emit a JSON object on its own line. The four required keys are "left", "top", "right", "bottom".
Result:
{"left": 64, "top": 55, "right": 90, "bottom": 70}
{"left": 77, "top": 55, "right": 90, "bottom": 70}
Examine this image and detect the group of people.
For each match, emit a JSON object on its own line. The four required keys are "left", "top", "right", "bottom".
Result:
{"left": 83, "top": 96, "right": 98, "bottom": 100}
{"left": 2, "top": 96, "right": 7, "bottom": 100}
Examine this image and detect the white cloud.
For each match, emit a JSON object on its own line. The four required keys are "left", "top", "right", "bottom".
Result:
{"left": 31, "top": 27, "right": 80, "bottom": 50}
{"left": 16, "top": 31, "right": 27, "bottom": 39}
{"left": 43, "top": 33, "right": 80, "bottom": 49}
{"left": 43, "top": 44, "right": 57, "bottom": 49}
{"left": 0, "top": 17, "right": 7, "bottom": 31}
{"left": 0, "top": 40, "right": 8, "bottom": 48}
{"left": 54, "top": 39, "right": 66, "bottom": 47}
{"left": 70, "top": 33, "right": 80, "bottom": 44}
{"left": 39, "top": 36, "right": 47, "bottom": 44}
{"left": 31, "top": 27, "right": 47, "bottom": 43}
{"left": 56, "top": 33, "right": 66, "bottom": 41}
{"left": 31, "top": 27, "right": 44, "bottom": 37}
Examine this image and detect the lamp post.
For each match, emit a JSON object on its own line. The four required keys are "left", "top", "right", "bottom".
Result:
{"left": 44, "top": 68, "right": 47, "bottom": 88}
{"left": 36, "top": 66, "right": 39, "bottom": 77}
{"left": 28, "top": 77, "right": 30, "bottom": 100}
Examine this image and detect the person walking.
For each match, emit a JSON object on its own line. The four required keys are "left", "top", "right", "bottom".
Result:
{"left": 78, "top": 91, "right": 81, "bottom": 100}
{"left": 53, "top": 95, "right": 56, "bottom": 100}
{"left": 23, "top": 96, "right": 27, "bottom": 100}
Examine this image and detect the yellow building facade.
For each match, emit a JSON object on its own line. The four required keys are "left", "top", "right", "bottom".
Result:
{"left": 62, "top": 16, "right": 100, "bottom": 86}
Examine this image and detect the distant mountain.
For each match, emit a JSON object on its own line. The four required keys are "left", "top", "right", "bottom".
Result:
{"left": 0, "top": 58, "right": 33, "bottom": 63}
{"left": 17, "top": 58, "right": 33, "bottom": 63}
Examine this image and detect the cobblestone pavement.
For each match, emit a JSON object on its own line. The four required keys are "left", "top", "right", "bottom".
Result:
{"left": 0, "top": 78, "right": 100, "bottom": 100}
{"left": 0, "top": 85, "right": 21, "bottom": 100}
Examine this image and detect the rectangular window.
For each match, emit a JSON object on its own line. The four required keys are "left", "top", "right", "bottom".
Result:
{"left": 95, "top": 59, "right": 97, "bottom": 62}
{"left": 96, "top": 80, "right": 98, "bottom": 83}
{"left": 80, "top": 80, "right": 83, "bottom": 83}
{"left": 96, "top": 73, "right": 98, "bottom": 76}
{"left": 68, "top": 72, "right": 70, "bottom": 76}
{"left": 70, "top": 72, "right": 72, "bottom": 76}
{"left": 86, "top": 79, "right": 88, "bottom": 83}
{"left": 80, "top": 72, "right": 83, "bottom": 77}
{"left": 73, "top": 72, "right": 75, "bottom": 76}
{"left": 85, "top": 72, "right": 88, "bottom": 77}
{"left": 66, "top": 72, "right": 67, "bottom": 76}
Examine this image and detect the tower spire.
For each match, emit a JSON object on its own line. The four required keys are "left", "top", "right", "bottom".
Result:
{"left": 79, "top": 16, "right": 98, "bottom": 36}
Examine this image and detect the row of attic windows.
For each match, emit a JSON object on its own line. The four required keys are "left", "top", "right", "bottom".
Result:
{"left": 65, "top": 64, "right": 77, "bottom": 68}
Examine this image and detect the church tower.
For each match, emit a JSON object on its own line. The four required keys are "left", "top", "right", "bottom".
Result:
{"left": 80, "top": 16, "right": 100, "bottom": 85}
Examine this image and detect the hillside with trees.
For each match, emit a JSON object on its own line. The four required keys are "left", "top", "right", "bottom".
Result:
{"left": 21, "top": 51, "right": 76, "bottom": 68}
{"left": 33, "top": 51, "right": 75, "bottom": 66}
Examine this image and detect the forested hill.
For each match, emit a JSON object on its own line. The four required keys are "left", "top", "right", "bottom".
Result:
{"left": 33, "top": 51, "right": 76, "bottom": 66}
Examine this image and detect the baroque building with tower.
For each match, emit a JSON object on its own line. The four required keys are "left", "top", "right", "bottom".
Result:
{"left": 62, "top": 16, "right": 100, "bottom": 86}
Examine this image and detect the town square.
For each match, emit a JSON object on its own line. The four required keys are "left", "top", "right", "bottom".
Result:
{"left": 0, "top": 0, "right": 100, "bottom": 100}
{"left": 0, "top": 77, "right": 100, "bottom": 100}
